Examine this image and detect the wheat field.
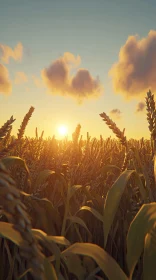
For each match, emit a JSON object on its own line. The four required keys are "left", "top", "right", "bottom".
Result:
{"left": 0, "top": 90, "right": 156, "bottom": 280}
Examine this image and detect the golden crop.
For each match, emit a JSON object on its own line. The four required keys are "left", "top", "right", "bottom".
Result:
{"left": 0, "top": 90, "right": 156, "bottom": 280}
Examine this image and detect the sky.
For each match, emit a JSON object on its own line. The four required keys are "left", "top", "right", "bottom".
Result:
{"left": 1, "top": 0, "right": 156, "bottom": 140}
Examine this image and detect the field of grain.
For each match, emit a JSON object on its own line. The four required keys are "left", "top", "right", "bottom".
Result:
{"left": 0, "top": 90, "right": 156, "bottom": 280}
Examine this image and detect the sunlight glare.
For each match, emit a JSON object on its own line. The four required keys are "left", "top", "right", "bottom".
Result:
{"left": 58, "top": 125, "right": 68, "bottom": 136}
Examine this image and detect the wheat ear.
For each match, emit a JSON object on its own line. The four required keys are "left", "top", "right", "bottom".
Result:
{"left": 0, "top": 161, "right": 45, "bottom": 280}
{"left": 17, "top": 106, "right": 35, "bottom": 140}
{"left": 0, "top": 116, "right": 15, "bottom": 141}
{"left": 99, "top": 112, "right": 127, "bottom": 147}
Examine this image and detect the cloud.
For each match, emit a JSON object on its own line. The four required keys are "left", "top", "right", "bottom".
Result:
{"left": 109, "top": 30, "right": 156, "bottom": 100}
{"left": 0, "top": 42, "right": 23, "bottom": 64}
{"left": 62, "top": 52, "right": 81, "bottom": 68}
{"left": 109, "top": 109, "right": 122, "bottom": 119}
{"left": 41, "top": 52, "right": 103, "bottom": 102}
{"left": 135, "top": 102, "right": 146, "bottom": 113}
{"left": 14, "top": 72, "right": 28, "bottom": 85}
{"left": 0, "top": 64, "right": 12, "bottom": 95}
{"left": 32, "top": 75, "right": 44, "bottom": 88}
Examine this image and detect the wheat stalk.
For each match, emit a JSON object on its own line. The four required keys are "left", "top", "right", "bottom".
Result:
{"left": 100, "top": 112, "right": 129, "bottom": 173}
{"left": 99, "top": 112, "right": 127, "bottom": 147}
{"left": 0, "top": 138, "right": 18, "bottom": 159}
{"left": 17, "top": 106, "right": 35, "bottom": 140}
{"left": 0, "top": 161, "right": 45, "bottom": 280}
{"left": 145, "top": 90, "right": 156, "bottom": 159}
{"left": 0, "top": 116, "right": 15, "bottom": 141}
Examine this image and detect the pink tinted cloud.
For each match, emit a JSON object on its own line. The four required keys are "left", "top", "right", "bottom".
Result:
{"left": 41, "top": 52, "right": 103, "bottom": 103}
{"left": 0, "top": 42, "right": 23, "bottom": 64}
{"left": 0, "top": 64, "right": 12, "bottom": 95}
{"left": 135, "top": 102, "right": 146, "bottom": 113}
{"left": 109, "top": 109, "right": 122, "bottom": 119}
{"left": 109, "top": 30, "right": 156, "bottom": 100}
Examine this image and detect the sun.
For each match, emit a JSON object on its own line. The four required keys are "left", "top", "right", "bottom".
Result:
{"left": 58, "top": 125, "right": 68, "bottom": 136}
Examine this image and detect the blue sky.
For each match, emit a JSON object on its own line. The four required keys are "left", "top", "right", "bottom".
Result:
{"left": 1, "top": 0, "right": 156, "bottom": 139}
